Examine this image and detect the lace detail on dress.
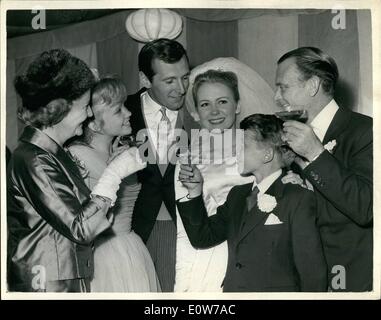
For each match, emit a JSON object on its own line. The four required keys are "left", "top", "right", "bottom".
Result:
{"left": 66, "top": 148, "right": 90, "bottom": 179}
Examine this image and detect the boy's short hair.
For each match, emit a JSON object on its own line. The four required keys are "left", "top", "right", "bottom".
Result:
{"left": 240, "top": 113, "right": 295, "bottom": 167}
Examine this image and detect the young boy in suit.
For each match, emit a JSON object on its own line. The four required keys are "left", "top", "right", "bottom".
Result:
{"left": 177, "top": 114, "right": 327, "bottom": 292}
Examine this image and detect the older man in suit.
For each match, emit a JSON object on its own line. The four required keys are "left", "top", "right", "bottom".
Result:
{"left": 275, "top": 47, "right": 373, "bottom": 291}
{"left": 125, "top": 38, "right": 190, "bottom": 292}
{"left": 177, "top": 114, "right": 327, "bottom": 292}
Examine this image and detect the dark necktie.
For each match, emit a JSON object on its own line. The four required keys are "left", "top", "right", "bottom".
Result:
{"left": 246, "top": 186, "right": 259, "bottom": 212}
{"left": 240, "top": 186, "right": 260, "bottom": 233}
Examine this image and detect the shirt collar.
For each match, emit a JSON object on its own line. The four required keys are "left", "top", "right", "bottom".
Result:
{"left": 252, "top": 169, "right": 282, "bottom": 193}
{"left": 310, "top": 99, "right": 339, "bottom": 142}
{"left": 141, "top": 91, "right": 178, "bottom": 120}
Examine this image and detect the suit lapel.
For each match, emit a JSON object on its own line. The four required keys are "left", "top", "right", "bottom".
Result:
{"left": 127, "top": 88, "right": 147, "bottom": 134}
{"left": 235, "top": 184, "right": 253, "bottom": 233}
{"left": 322, "top": 106, "right": 352, "bottom": 145}
{"left": 237, "top": 173, "right": 286, "bottom": 244}
{"left": 127, "top": 89, "right": 164, "bottom": 176}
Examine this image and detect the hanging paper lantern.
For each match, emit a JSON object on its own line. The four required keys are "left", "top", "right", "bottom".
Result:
{"left": 126, "top": 8, "right": 183, "bottom": 42}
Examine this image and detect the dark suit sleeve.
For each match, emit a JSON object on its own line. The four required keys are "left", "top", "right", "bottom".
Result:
{"left": 291, "top": 190, "right": 328, "bottom": 291}
{"left": 303, "top": 126, "right": 372, "bottom": 226}
{"left": 176, "top": 192, "right": 232, "bottom": 248}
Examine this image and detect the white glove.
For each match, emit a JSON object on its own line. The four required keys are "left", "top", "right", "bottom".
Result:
{"left": 106, "top": 146, "right": 146, "bottom": 179}
{"left": 91, "top": 147, "right": 147, "bottom": 204}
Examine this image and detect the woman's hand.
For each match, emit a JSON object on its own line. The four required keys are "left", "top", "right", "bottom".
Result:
{"left": 281, "top": 170, "right": 311, "bottom": 190}
{"left": 281, "top": 170, "right": 304, "bottom": 186}
{"left": 178, "top": 164, "right": 203, "bottom": 198}
{"left": 107, "top": 146, "right": 147, "bottom": 179}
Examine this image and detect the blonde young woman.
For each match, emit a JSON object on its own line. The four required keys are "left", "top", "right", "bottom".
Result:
{"left": 68, "top": 77, "right": 160, "bottom": 292}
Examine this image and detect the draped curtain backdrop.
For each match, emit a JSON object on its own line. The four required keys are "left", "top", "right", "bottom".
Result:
{"left": 6, "top": 9, "right": 372, "bottom": 151}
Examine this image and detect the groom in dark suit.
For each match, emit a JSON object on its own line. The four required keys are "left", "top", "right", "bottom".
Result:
{"left": 177, "top": 114, "right": 327, "bottom": 292}
{"left": 125, "top": 38, "right": 190, "bottom": 292}
{"left": 275, "top": 47, "right": 373, "bottom": 291}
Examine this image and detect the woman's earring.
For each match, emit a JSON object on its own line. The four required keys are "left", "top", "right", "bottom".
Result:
{"left": 191, "top": 112, "right": 200, "bottom": 122}
{"left": 89, "top": 121, "right": 101, "bottom": 133}
{"left": 235, "top": 102, "right": 241, "bottom": 114}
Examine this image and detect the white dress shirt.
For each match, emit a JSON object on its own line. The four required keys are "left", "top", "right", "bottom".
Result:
{"left": 310, "top": 99, "right": 339, "bottom": 142}
{"left": 252, "top": 169, "right": 282, "bottom": 193}
{"left": 141, "top": 91, "right": 178, "bottom": 152}
{"left": 141, "top": 91, "right": 178, "bottom": 220}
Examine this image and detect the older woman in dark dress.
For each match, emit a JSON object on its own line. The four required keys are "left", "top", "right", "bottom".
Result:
{"left": 7, "top": 49, "right": 146, "bottom": 292}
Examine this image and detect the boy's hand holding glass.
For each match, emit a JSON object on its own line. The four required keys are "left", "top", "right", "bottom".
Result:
{"left": 178, "top": 163, "right": 203, "bottom": 198}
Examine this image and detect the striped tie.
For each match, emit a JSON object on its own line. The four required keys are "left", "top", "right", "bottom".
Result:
{"left": 157, "top": 107, "right": 171, "bottom": 163}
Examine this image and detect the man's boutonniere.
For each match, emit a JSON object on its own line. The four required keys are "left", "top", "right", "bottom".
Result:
{"left": 324, "top": 139, "right": 337, "bottom": 153}
{"left": 257, "top": 193, "right": 277, "bottom": 213}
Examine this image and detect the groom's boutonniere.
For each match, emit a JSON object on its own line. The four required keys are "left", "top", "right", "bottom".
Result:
{"left": 257, "top": 193, "right": 277, "bottom": 213}
{"left": 324, "top": 139, "right": 337, "bottom": 153}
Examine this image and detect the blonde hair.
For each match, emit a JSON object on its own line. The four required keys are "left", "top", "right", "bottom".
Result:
{"left": 91, "top": 76, "right": 127, "bottom": 108}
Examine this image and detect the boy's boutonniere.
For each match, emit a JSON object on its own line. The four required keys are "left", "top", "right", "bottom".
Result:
{"left": 257, "top": 193, "right": 277, "bottom": 213}
{"left": 324, "top": 139, "right": 337, "bottom": 153}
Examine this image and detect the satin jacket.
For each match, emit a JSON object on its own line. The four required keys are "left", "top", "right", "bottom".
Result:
{"left": 7, "top": 126, "right": 112, "bottom": 292}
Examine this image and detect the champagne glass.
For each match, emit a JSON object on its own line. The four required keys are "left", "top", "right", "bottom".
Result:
{"left": 178, "top": 150, "right": 201, "bottom": 183}
{"left": 275, "top": 109, "right": 308, "bottom": 123}
{"left": 118, "top": 134, "right": 144, "bottom": 147}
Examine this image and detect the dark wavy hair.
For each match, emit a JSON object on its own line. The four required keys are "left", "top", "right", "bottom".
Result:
{"left": 278, "top": 47, "right": 339, "bottom": 96}
{"left": 138, "top": 38, "right": 188, "bottom": 82}
{"left": 14, "top": 49, "right": 96, "bottom": 129}
{"left": 240, "top": 114, "right": 295, "bottom": 167}
{"left": 192, "top": 69, "right": 240, "bottom": 106}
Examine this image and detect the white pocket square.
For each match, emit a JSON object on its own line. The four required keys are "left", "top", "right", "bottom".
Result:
{"left": 264, "top": 213, "right": 283, "bottom": 225}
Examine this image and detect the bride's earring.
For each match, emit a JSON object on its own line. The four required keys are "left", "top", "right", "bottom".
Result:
{"left": 191, "top": 112, "right": 200, "bottom": 122}
{"left": 235, "top": 102, "right": 241, "bottom": 114}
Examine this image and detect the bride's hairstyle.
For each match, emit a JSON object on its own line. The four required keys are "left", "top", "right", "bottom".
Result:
{"left": 240, "top": 114, "right": 295, "bottom": 167}
{"left": 192, "top": 69, "right": 240, "bottom": 106}
{"left": 14, "top": 49, "right": 96, "bottom": 129}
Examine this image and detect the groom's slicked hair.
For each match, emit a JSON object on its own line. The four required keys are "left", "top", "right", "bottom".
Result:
{"left": 138, "top": 38, "right": 189, "bottom": 82}
{"left": 240, "top": 114, "right": 295, "bottom": 167}
{"left": 278, "top": 47, "right": 339, "bottom": 96}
